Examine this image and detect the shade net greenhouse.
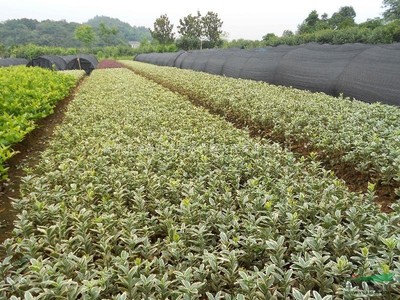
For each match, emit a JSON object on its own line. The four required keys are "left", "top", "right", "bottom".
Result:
{"left": 26, "top": 55, "right": 98, "bottom": 74}
{"left": 135, "top": 51, "right": 185, "bottom": 67}
{"left": 134, "top": 43, "right": 400, "bottom": 106}
{"left": 27, "top": 55, "right": 67, "bottom": 70}
{"left": 0, "top": 58, "right": 28, "bottom": 67}
{"left": 274, "top": 43, "right": 371, "bottom": 95}
{"left": 65, "top": 54, "right": 98, "bottom": 74}
{"left": 336, "top": 44, "right": 400, "bottom": 106}
{"left": 61, "top": 55, "right": 79, "bottom": 65}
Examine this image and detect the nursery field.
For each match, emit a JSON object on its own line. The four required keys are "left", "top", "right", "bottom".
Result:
{"left": 122, "top": 61, "right": 400, "bottom": 209}
{"left": 0, "top": 67, "right": 399, "bottom": 299}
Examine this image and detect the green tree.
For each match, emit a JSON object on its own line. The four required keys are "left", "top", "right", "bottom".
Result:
{"left": 87, "top": 16, "right": 151, "bottom": 42}
{"left": 262, "top": 33, "right": 278, "bottom": 44}
{"left": 98, "top": 22, "right": 118, "bottom": 45}
{"left": 0, "top": 43, "right": 7, "bottom": 57}
{"left": 383, "top": 0, "right": 400, "bottom": 21}
{"left": 306, "top": 10, "right": 320, "bottom": 27}
{"left": 177, "top": 11, "right": 224, "bottom": 50}
{"left": 36, "top": 20, "right": 71, "bottom": 46}
{"left": 0, "top": 17, "right": 148, "bottom": 48}
{"left": 178, "top": 11, "right": 203, "bottom": 40}
{"left": 0, "top": 20, "right": 37, "bottom": 45}
{"left": 282, "top": 30, "right": 294, "bottom": 37}
{"left": 74, "top": 24, "right": 95, "bottom": 48}
{"left": 201, "top": 11, "right": 223, "bottom": 48}
{"left": 18, "top": 18, "right": 38, "bottom": 30}
{"left": 330, "top": 6, "right": 356, "bottom": 29}
{"left": 321, "top": 13, "right": 329, "bottom": 21}
{"left": 175, "top": 37, "right": 199, "bottom": 50}
{"left": 150, "top": 14, "right": 175, "bottom": 44}
{"left": 298, "top": 10, "right": 320, "bottom": 34}
{"left": 177, "top": 11, "right": 203, "bottom": 50}
{"left": 317, "top": 13, "right": 331, "bottom": 30}
{"left": 359, "top": 18, "right": 384, "bottom": 30}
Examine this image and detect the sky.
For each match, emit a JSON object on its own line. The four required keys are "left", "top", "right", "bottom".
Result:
{"left": 0, "top": 0, "right": 385, "bottom": 40}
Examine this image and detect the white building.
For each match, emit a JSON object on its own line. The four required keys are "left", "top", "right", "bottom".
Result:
{"left": 128, "top": 41, "right": 141, "bottom": 48}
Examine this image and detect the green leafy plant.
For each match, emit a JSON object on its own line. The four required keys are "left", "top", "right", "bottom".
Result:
{"left": 121, "top": 61, "right": 400, "bottom": 188}
{"left": 1, "top": 68, "right": 399, "bottom": 298}
{"left": 0, "top": 66, "right": 84, "bottom": 179}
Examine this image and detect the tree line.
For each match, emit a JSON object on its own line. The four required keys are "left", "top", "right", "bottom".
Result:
{"left": 0, "top": 16, "right": 150, "bottom": 48}
{"left": 146, "top": 1, "right": 400, "bottom": 52}
{"left": 227, "top": 0, "right": 400, "bottom": 48}
{"left": 150, "top": 11, "right": 223, "bottom": 50}
{"left": 259, "top": 2, "right": 400, "bottom": 46}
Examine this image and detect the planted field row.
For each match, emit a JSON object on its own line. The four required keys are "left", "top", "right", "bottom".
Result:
{"left": 59, "top": 69, "right": 88, "bottom": 80}
{"left": 1, "top": 68, "right": 399, "bottom": 298}
{"left": 97, "top": 59, "right": 126, "bottom": 69}
{"left": 0, "top": 66, "right": 84, "bottom": 179}
{"left": 121, "top": 61, "right": 400, "bottom": 191}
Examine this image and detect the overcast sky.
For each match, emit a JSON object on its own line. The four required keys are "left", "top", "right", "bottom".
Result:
{"left": 0, "top": 0, "right": 385, "bottom": 40}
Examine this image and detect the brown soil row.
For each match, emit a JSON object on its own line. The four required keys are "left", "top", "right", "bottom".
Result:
{"left": 0, "top": 76, "right": 87, "bottom": 244}
{"left": 127, "top": 67, "right": 398, "bottom": 212}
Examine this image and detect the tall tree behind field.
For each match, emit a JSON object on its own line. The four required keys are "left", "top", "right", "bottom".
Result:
{"left": 178, "top": 11, "right": 203, "bottom": 40}
{"left": 177, "top": 11, "right": 224, "bottom": 50}
{"left": 74, "top": 25, "right": 95, "bottom": 48}
{"left": 177, "top": 11, "right": 203, "bottom": 50}
{"left": 298, "top": 10, "right": 321, "bottom": 34}
{"left": 329, "top": 6, "right": 357, "bottom": 29}
{"left": 98, "top": 22, "right": 119, "bottom": 46}
{"left": 201, "top": 11, "right": 223, "bottom": 48}
{"left": 151, "top": 14, "right": 175, "bottom": 44}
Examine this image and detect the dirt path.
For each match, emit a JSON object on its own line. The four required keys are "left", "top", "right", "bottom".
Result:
{"left": 0, "top": 77, "right": 86, "bottom": 244}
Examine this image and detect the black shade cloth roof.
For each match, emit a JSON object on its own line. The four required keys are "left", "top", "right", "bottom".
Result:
{"left": 65, "top": 54, "right": 98, "bottom": 74}
{"left": 26, "top": 54, "right": 98, "bottom": 74}
{"left": 0, "top": 58, "right": 28, "bottom": 67}
{"left": 135, "top": 43, "right": 400, "bottom": 106}
{"left": 27, "top": 55, "right": 67, "bottom": 70}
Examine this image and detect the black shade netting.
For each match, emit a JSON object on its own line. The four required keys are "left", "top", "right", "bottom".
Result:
{"left": 0, "top": 58, "right": 28, "bottom": 67}
{"left": 336, "top": 44, "right": 400, "bottom": 105}
{"left": 65, "top": 54, "right": 98, "bottom": 74}
{"left": 27, "top": 55, "right": 67, "bottom": 70}
{"left": 131, "top": 43, "right": 400, "bottom": 106}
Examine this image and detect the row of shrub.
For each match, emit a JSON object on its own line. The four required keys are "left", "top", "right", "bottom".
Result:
{"left": 264, "top": 22, "right": 400, "bottom": 46}
{"left": 225, "top": 21, "right": 400, "bottom": 49}
{"left": 0, "top": 67, "right": 84, "bottom": 179}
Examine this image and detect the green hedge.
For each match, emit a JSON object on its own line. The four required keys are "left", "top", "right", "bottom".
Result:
{"left": 0, "top": 66, "right": 82, "bottom": 179}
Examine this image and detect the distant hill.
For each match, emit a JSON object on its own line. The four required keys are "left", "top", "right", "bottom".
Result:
{"left": 87, "top": 16, "right": 151, "bottom": 42}
{"left": 0, "top": 17, "right": 151, "bottom": 47}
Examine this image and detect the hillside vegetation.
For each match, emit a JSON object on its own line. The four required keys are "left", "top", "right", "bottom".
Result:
{"left": 0, "top": 16, "right": 150, "bottom": 49}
